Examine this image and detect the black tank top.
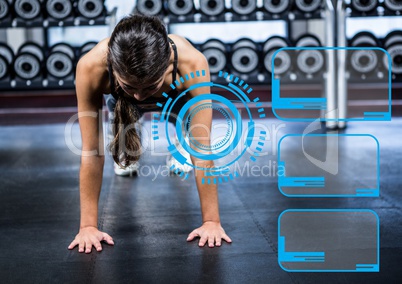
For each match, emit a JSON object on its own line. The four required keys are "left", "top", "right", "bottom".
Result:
{"left": 107, "top": 37, "right": 179, "bottom": 112}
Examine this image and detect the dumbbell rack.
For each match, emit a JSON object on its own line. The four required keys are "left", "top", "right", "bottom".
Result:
{"left": 0, "top": 6, "right": 117, "bottom": 91}
{"left": 336, "top": 0, "right": 401, "bottom": 129}
{"left": 164, "top": 1, "right": 331, "bottom": 87}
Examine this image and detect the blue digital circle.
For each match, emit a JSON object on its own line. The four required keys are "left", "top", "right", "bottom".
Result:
{"left": 186, "top": 102, "right": 233, "bottom": 152}
{"left": 175, "top": 94, "right": 242, "bottom": 161}
{"left": 152, "top": 70, "right": 268, "bottom": 180}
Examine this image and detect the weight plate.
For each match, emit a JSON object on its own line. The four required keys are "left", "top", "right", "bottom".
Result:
{"left": 231, "top": 47, "right": 259, "bottom": 74}
{"left": 46, "top": 0, "right": 73, "bottom": 20}
{"left": 351, "top": 0, "right": 377, "bottom": 13}
{"left": 77, "top": 0, "right": 104, "bottom": 19}
{"left": 136, "top": 0, "right": 163, "bottom": 16}
{"left": 14, "top": 0, "right": 41, "bottom": 20}
{"left": 14, "top": 53, "right": 41, "bottom": 79}
{"left": 263, "top": 0, "right": 290, "bottom": 14}
{"left": 46, "top": 51, "right": 74, "bottom": 78}
{"left": 295, "top": 0, "right": 321, "bottom": 13}
{"left": 199, "top": 0, "right": 225, "bottom": 16}
{"left": 231, "top": 0, "right": 257, "bottom": 15}
{"left": 203, "top": 48, "right": 227, "bottom": 74}
{"left": 167, "top": 0, "right": 193, "bottom": 16}
{"left": 351, "top": 49, "right": 378, "bottom": 73}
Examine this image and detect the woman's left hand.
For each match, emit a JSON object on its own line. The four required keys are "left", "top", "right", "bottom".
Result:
{"left": 187, "top": 221, "right": 232, "bottom": 247}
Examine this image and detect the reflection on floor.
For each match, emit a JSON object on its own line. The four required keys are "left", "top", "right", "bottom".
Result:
{"left": 0, "top": 118, "right": 401, "bottom": 283}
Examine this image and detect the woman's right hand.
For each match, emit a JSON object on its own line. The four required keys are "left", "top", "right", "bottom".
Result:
{"left": 68, "top": 226, "right": 114, "bottom": 253}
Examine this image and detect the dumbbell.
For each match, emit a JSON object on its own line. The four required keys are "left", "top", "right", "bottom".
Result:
{"left": 199, "top": 0, "right": 225, "bottom": 17}
{"left": 350, "top": 0, "right": 378, "bottom": 14}
{"left": 201, "top": 39, "right": 227, "bottom": 75}
{"left": 230, "top": 38, "right": 259, "bottom": 74}
{"left": 383, "top": 0, "right": 402, "bottom": 12}
{"left": 46, "top": 43, "right": 76, "bottom": 79}
{"left": 14, "top": 0, "right": 43, "bottom": 20}
{"left": 135, "top": 0, "right": 164, "bottom": 16}
{"left": 45, "top": 0, "right": 74, "bottom": 20}
{"left": 14, "top": 42, "right": 44, "bottom": 80}
{"left": 263, "top": 36, "right": 291, "bottom": 76}
{"left": 295, "top": 34, "right": 324, "bottom": 75}
{"left": 231, "top": 0, "right": 257, "bottom": 16}
{"left": 382, "top": 31, "right": 402, "bottom": 76}
{"left": 166, "top": 0, "right": 194, "bottom": 16}
{"left": 0, "top": 0, "right": 11, "bottom": 21}
{"left": 78, "top": 41, "right": 97, "bottom": 59}
{"left": 77, "top": 0, "right": 104, "bottom": 19}
{"left": 349, "top": 32, "right": 380, "bottom": 75}
{"left": 262, "top": 0, "right": 291, "bottom": 15}
{"left": 294, "top": 0, "right": 322, "bottom": 14}
{"left": 0, "top": 43, "right": 14, "bottom": 80}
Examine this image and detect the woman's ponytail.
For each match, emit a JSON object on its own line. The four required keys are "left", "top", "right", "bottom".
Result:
{"left": 109, "top": 96, "right": 142, "bottom": 168}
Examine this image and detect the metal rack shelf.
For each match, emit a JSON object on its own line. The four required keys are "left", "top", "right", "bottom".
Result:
{"left": 166, "top": 9, "right": 324, "bottom": 24}
{"left": 0, "top": 8, "right": 116, "bottom": 28}
{"left": 0, "top": 8, "right": 117, "bottom": 92}
{"left": 346, "top": 6, "right": 402, "bottom": 18}
{"left": 0, "top": 79, "right": 75, "bottom": 91}
{"left": 167, "top": 11, "right": 289, "bottom": 24}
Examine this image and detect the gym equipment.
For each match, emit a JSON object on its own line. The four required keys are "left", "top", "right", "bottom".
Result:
{"left": 14, "top": 0, "right": 42, "bottom": 20}
{"left": 77, "top": 0, "right": 104, "bottom": 19}
{"left": 231, "top": 0, "right": 257, "bottom": 16}
{"left": 262, "top": 0, "right": 291, "bottom": 15}
{"left": 46, "top": 43, "right": 75, "bottom": 79}
{"left": 349, "top": 31, "right": 379, "bottom": 74}
{"left": 135, "top": 0, "right": 164, "bottom": 16}
{"left": 201, "top": 39, "right": 227, "bottom": 74}
{"left": 384, "top": 0, "right": 402, "bottom": 12}
{"left": 350, "top": 0, "right": 378, "bottom": 14}
{"left": 230, "top": 38, "right": 259, "bottom": 74}
{"left": 295, "top": 34, "right": 324, "bottom": 75}
{"left": 0, "top": 54, "right": 8, "bottom": 80}
{"left": 263, "top": 36, "right": 291, "bottom": 76}
{"left": 294, "top": 0, "right": 322, "bottom": 13}
{"left": 166, "top": 0, "right": 194, "bottom": 16}
{"left": 0, "top": 43, "right": 14, "bottom": 80}
{"left": 14, "top": 42, "right": 44, "bottom": 80}
{"left": 45, "top": 0, "right": 74, "bottom": 20}
{"left": 0, "top": 0, "right": 11, "bottom": 21}
{"left": 382, "top": 30, "right": 402, "bottom": 76}
{"left": 199, "top": 0, "right": 225, "bottom": 17}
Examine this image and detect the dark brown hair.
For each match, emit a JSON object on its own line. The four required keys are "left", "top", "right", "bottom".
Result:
{"left": 107, "top": 14, "right": 171, "bottom": 167}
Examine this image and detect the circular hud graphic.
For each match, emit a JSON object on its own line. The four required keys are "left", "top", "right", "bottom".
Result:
{"left": 152, "top": 70, "right": 267, "bottom": 183}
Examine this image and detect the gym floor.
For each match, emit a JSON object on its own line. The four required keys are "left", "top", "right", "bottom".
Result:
{"left": 1, "top": 116, "right": 401, "bottom": 283}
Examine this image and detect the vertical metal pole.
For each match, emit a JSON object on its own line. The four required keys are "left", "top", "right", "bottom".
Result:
{"left": 337, "top": 0, "right": 348, "bottom": 129}
{"left": 324, "top": 0, "right": 337, "bottom": 129}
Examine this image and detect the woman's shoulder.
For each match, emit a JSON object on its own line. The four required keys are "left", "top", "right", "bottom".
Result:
{"left": 76, "top": 38, "right": 110, "bottom": 92}
{"left": 168, "top": 34, "right": 205, "bottom": 68}
{"left": 78, "top": 38, "right": 109, "bottom": 71}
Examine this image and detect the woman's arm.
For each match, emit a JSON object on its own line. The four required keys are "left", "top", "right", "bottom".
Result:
{"left": 173, "top": 36, "right": 232, "bottom": 247}
{"left": 68, "top": 48, "right": 114, "bottom": 253}
{"left": 75, "top": 56, "right": 105, "bottom": 229}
